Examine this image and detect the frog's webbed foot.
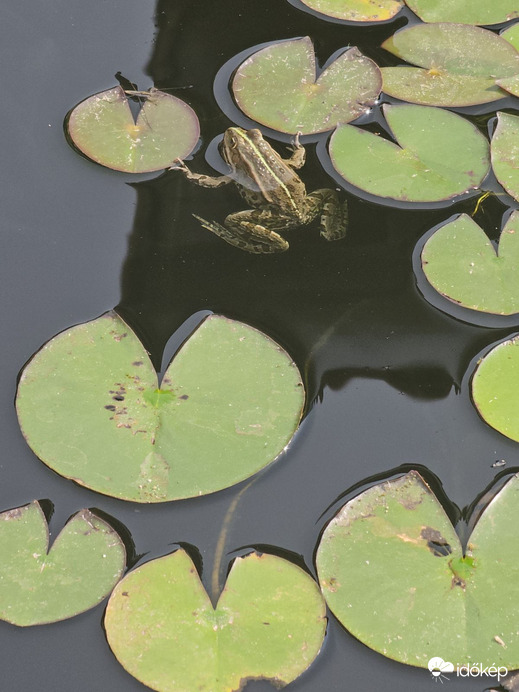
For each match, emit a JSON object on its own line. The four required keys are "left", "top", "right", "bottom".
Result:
{"left": 306, "top": 189, "right": 348, "bottom": 242}
{"left": 192, "top": 213, "right": 289, "bottom": 254}
{"left": 283, "top": 132, "right": 305, "bottom": 170}
{"left": 169, "top": 158, "right": 190, "bottom": 173}
{"left": 171, "top": 159, "right": 232, "bottom": 188}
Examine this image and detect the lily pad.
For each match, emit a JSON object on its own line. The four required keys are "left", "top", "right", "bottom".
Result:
{"left": 491, "top": 112, "right": 519, "bottom": 201}
{"left": 317, "top": 470, "right": 519, "bottom": 668}
{"left": 502, "top": 22, "right": 519, "bottom": 52}
{"left": 232, "top": 37, "right": 381, "bottom": 135}
{"left": 67, "top": 86, "right": 200, "bottom": 173}
{"left": 381, "top": 23, "right": 519, "bottom": 106}
{"left": 16, "top": 311, "right": 304, "bottom": 502}
{"left": 420, "top": 212, "right": 519, "bottom": 315}
{"left": 0, "top": 501, "right": 125, "bottom": 626}
{"left": 105, "top": 548, "right": 326, "bottom": 692}
{"left": 405, "top": 0, "right": 519, "bottom": 26}
{"left": 472, "top": 335, "right": 519, "bottom": 443}
{"left": 329, "top": 104, "right": 490, "bottom": 203}
{"left": 299, "top": 0, "right": 404, "bottom": 22}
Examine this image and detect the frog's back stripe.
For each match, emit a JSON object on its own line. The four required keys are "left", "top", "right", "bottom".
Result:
{"left": 235, "top": 129, "right": 300, "bottom": 216}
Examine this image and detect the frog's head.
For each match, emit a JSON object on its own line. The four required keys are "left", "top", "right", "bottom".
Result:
{"left": 220, "top": 127, "right": 264, "bottom": 167}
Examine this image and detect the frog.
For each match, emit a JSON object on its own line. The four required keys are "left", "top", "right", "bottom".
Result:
{"left": 173, "top": 127, "right": 348, "bottom": 254}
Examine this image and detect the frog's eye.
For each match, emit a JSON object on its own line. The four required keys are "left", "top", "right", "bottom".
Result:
{"left": 248, "top": 129, "right": 262, "bottom": 139}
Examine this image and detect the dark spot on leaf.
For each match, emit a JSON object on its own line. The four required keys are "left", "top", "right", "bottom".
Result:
{"left": 132, "top": 361, "right": 143, "bottom": 366}
{"left": 105, "top": 405, "right": 116, "bottom": 411}
{"left": 179, "top": 394, "right": 189, "bottom": 400}
{"left": 451, "top": 575, "right": 466, "bottom": 590}
{"left": 263, "top": 622, "right": 270, "bottom": 625}
{"left": 122, "top": 592, "right": 129, "bottom": 597}
{"left": 421, "top": 526, "right": 452, "bottom": 557}
{"left": 113, "top": 395, "right": 125, "bottom": 401}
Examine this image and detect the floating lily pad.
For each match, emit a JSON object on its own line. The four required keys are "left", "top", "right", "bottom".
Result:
{"left": 67, "top": 86, "right": 200, "bottom": 173}
{"left": 329, "top": 104, "right": 490, "bottom": 203}
{"left": 381, "top": 23, "right": 519, "bottom": 106}
{"left": 405, "top": 0, "right": 519, "bottom": 26}
{"left": 491, "top": 112, "right": 519, "bottom": 201}
{"left": 299, "top": 0, "right": 404, "bottom": 22}
{"left": 317, "top": 470, "right": 519, "bottom": 668}
{"left": 472, "top": 335, "right": 519, "bottom": 442}
{"left": 105, "top": 549, "right": 326, "bottom": 692}
{"left": 420, "top": 212, "right": 519, "bottom": 315}
{"left": 16, "top": 311, "right": 304, "bottom": 502}
{"left": 0, "top": 501, "right": 125, "bottom": 626}
{"left": 502, "top": 22, "right": 519, "bottom": 51}
{"left": 232, "top": 37, "right": 381, "bottom": 135}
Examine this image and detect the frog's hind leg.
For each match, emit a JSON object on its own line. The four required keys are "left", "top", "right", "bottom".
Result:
{"left": 192, "top": 212, "right": 289, "bottom": 254}
{"left": 307, "top": 189, "right": 348, "bottom": 241}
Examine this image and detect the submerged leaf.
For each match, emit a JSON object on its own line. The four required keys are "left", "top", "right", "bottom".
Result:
{"left": 0, "top": 501, "right": 125, "bottom": 626}
{"left": 405, "top": 0, "right": 519, "bottom": 26}
{"left": 67, "top": 86, "right": 200, "bottom": 173}
{"left": 232, "top": 37, "right": 381, "bottom": 134}
{"left": 105, "top": 549, "right": 326, "bottom": 692}
{"left": 420, "top": 212, "right": 519, "bottom": 315}
{"left": 299, "top": 0, "right": 404, "bottom": 22}
{"left": 491, "top": 112, "right": 519, "bottom": 201}
{"left": 472, "top": 335, "right": 519, "bottom": 442}
{"left": 329, "top": 103, "right": 489, "bottom": 203}
{"left": 381, "top": 23, "right": 519, "bottom": 106}
{"left": 317, "top": 470, "right": 519, "bottom": 668}
{"left": 16, "top": 312, "right": 304, "bottom": 502}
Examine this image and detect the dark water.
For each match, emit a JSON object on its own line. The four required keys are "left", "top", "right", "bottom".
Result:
{"left": 2, "top": 0, "right": 519, "bottom": 690}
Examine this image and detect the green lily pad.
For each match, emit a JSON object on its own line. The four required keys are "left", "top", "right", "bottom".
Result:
{"left": 329, "top": 104, "right": 490, "bottom": 203}
{"left": 502, "top": 22, "right": 519, "bottom": 51}
{"left": 67, "top": 86, "right": 200, "bottom": 173}
{"left": 491, "top": 112, "right": 519, "bottom": 202}
{"left": 381, "top": 23, "right": 519, "bottom": 106}
{"left": 0, "top": 501, "right": 125, "bottom": 626}
{"left": 472, "top": 335, "right": 519, "bottom": 442}
{"left": 105, "top": 548, "right": 326, "bottom": 692}
{"left": 299, "top": 0, "right": 404, "bottom": 22}
{"left": 404, "top": 0, "right": 519, "bottom": 26}
{"left": 420, "top": 212, "right": 519, "bottom": 315}
{"left": 16, "top": 311, "right": 304, "bottom": 502}
{"left": 232, "top": 37, "right": 381, "bottom": 135}
{"left": 317, "top": 470, "right": 519, "bottom": 668}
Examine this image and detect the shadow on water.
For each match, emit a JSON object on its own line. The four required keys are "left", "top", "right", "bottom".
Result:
{"left": 116, "top": 0, "right": 515, "bottom": 406}
{"left": 7, "top": 0, "right": 519, "bottom": 690}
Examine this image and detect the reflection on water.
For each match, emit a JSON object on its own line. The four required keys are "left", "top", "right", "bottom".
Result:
{"left": 5, "top": 0, "right": 519, "bottom": 689}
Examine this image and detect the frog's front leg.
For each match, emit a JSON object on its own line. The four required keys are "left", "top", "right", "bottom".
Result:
{"left": 306, "top": 189, "right": 348, "bottom": 241}
{"left": 282, "top": 133, "right": 306, "bottom": 170}
{"left": 172, "top": 159, "right": 232, "bottom": 188}
{"left": 193, "top": 209, "right": 289, "bottom": 254}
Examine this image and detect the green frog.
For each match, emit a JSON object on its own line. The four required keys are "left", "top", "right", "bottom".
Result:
{"left": 173, "top": 127, "right": 347, "bottom": 254}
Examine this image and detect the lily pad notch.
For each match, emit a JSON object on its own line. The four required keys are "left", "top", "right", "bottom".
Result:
{"left": 0, "top": 501, "right": 126, "bottom": 626}
{"left": 420, "top": 211, "right": 519, "bottom": 316}
{"left": 67, "top": 86, "right": 200, "bottom": 173}
{"left": 232, "top": 36, "right": 382, "bottom": 135}
{"left": 317, "top": 470, "right": 519, "bottom": 669}
{"left": 329, "top": 103, "right": 490, "bottom": 203}
{"left": 16, "top": 311, "right": 305, "bottom": 502}
{"left": 105, "top": 548, "right": 326, "bottom": 692}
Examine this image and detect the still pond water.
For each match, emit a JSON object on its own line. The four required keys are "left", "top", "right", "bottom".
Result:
{"left": 2, "top": 0, "right": 518, "bottom": 689}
